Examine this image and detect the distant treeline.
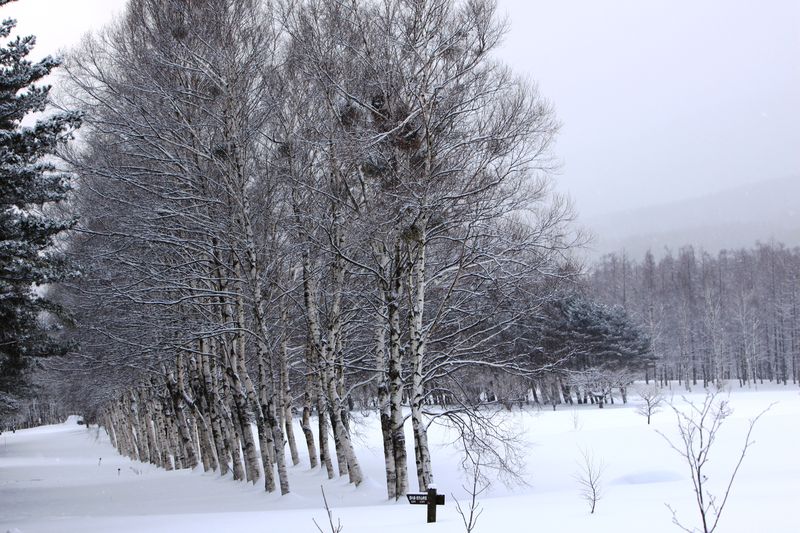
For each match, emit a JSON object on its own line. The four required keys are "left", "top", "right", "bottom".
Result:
{"left": 1, "top": 398, "right": 67, "bottom": 430}
{"left": 589, "top": 242, "right": 800, "bottom": 387}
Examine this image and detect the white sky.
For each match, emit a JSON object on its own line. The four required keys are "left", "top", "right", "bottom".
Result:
{"left": 4, "top": 0, "right": 799, "bottom": 218}
{"left": 2, "top": 0, "right": 126, "bottom": 57}
{"left": 496, "top": 0, "right": 800, "bottom": 217}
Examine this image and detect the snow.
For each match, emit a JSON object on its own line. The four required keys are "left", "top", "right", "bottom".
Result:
{"left": 2, "top": 386, "right": 799, "bottom": 532}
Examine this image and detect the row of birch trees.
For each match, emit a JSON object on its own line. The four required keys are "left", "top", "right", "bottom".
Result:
{"left": 54, "top": 0, "right": 578, "bottom": 498}
{"left": 589, "top": 243, "right": 800, "bottom": 387}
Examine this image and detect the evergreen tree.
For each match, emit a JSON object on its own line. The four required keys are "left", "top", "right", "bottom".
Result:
{"left": 0, "top": 0, "right": 80, "bottom": 410}
{"left": 539, "top": 293, "right": 651, "bottom": 370}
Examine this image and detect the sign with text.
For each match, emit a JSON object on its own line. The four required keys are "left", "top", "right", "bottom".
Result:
{"left": 406, "top": 492, "right": 445, "bottom": 505}
{"left": 407, "top": 493, "right": 427, "bottom": 504}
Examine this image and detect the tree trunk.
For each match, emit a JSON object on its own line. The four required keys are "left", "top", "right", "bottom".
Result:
{"left": 279, "top": 323, "right": 301, "bottom": 467}
{"left": 186, "top": 352, "right": 218, "bottom": 473}
{"left": 301, "top": 341, "right": 319, "bottom": 469}
{"left": 301, "top": 250, "right": 340, "bottom": 481}
{"left": 202, "top": 351, "right": 229, "bottom": 475}
{"left": 374, "top": 272, "right": 397, "bottom": 499}
{"left": 149, "top": 385, "right": 173, "bottom": 471}
{"left": 408, "top": 238, "right": 433, "bottom": 491}
{"left": 166, "top": 357, "right": 199, "bottom": 469}
{"left": 219, "top": 357, "right": 246, "bottom": 481}
{"left": 388, "top": 263, "right": 408, "bottom": 497}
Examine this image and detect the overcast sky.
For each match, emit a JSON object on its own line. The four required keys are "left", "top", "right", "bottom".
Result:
{"left": 497, "top": 0, "right": 800, "bottom": 218}
{"left": 4, "top": 0, "right": 799, "bottom": 219}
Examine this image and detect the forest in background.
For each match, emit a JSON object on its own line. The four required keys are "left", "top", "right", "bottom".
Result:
{"left": 590, "top": 243, "right": 800, "bottom": 388}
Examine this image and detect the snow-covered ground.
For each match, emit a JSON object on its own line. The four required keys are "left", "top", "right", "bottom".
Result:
{"left": 2, "top": 385, "right": 798, "bottom": 533}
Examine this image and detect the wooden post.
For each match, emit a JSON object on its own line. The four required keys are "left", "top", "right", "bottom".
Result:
{"left": 406, "top": 486, "right": 445, "bottom": 522}
{"left": 427, "top": 484, "right": 437, "bottom": 523}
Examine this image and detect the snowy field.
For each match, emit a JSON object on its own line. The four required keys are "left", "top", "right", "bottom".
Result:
{"left": 2, "top": 385, "right": 798, "bottom": 533}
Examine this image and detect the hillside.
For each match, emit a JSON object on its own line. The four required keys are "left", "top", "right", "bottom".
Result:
{"left": 583, "top": 175, "right": 800, "bottom": 259}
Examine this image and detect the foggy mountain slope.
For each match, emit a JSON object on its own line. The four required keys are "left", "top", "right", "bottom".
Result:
{"left": 583, "top": 175, "right": 800, "bottom": 258}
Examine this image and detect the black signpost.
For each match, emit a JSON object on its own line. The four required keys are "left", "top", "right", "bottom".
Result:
{"left": 406, "top": 485, "right": 445, "bottom": 523}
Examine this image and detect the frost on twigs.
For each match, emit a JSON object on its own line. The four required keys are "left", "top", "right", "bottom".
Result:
{"left": 657, "top": 389, "right": 773, "bottom": 533}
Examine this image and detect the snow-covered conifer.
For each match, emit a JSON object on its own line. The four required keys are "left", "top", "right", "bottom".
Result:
{"left": 0, "top": 0, "right": 80, "bottom": 411}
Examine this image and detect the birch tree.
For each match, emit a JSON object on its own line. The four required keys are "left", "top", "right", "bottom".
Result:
{"left": 48, "top": 0, "right": 587, "bottom": 503}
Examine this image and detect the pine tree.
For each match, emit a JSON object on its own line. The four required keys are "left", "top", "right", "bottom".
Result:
{"left": 539, "top": 293, "right": 651, "bottom": 369}
{"left": 0, "top": 0, "right": 80, "bottom": 409}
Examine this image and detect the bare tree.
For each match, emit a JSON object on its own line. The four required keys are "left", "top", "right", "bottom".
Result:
{"left": 281, "top": 0, "right": 571, "bottom": 499}
{"left": 636, "top": 384, "right": 664, "bottom": 424}
{"left": 313, "top": 486, "right": 343, "bottom": 533}
{"left": 574, "top": 447, "right": 605, "bottom": 514}
{"left": 453, "top": 453, "right": 487, "bottom": 533}
{"left": 657, "top": 389, "right": 773, "bottom": 533}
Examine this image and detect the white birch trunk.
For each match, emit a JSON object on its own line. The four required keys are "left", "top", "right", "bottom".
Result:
{"left": 301, "top": 341, "right": 319, "bottom": 469}
{"left": 302, "top": 253, "right": 335, "bottom": 479}
{"left": 279, "top": 320, "right": 301, "bottom": 467}
{"left": 377, "top": 325, "right": 397, "bottom": 498}
{"left": 133, "top": 391, "right": 152, "bottom": 464}
{"left": 238, "top": 197, "right": 291, "bottom": 494}
{"left": 203, "top": 350, "right": 230, "bottom": 476}
{"left": 302, "top": 243, "right": 363, "bottom": 485}
{"left": 226, "top": 354, "right": 261, "bottom": 483}
{"left": 218, "top": 359, "right": 246, "bottom": 481}
{"left": 167, "top": 357, "right": 199, "bottom": 469}
{"left": 103, "top": 411, "right": 117, "bottom": 450}
{"left": 408, "top": 241, "right": 434, "bottom": 490}
{"left": 388, "top": 244, "right": 409, "bottom": 497}
{"left": 164, "top": 408, "right": 183, "bottom": 469}
{"left": 149, "top": 383, "right": 173, "bottom": 471}
{"left": 233, "top": 287, "right": 275, "bottom": 489}
{"left": 124, "top": 393, "right": 143, "bottom": 461}
{"left": 140, "top": 388, "right": 161, "bottom": 466}
{"left": 186, "top": 351, "right": 218, "bottom": 473}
